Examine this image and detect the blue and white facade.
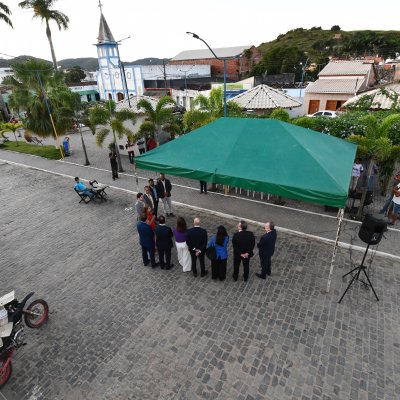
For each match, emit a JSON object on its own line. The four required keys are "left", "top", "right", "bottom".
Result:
{"left": 95, "top": 13, "right": 144, "bottom": 101}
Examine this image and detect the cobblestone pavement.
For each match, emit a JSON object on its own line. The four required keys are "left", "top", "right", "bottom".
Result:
{"left": 1, "top": 163, "right": 400, "bottom": 400}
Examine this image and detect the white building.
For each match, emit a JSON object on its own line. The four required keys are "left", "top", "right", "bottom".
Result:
{"left": 95, "top": 12, "right": 144, "bottom": 101}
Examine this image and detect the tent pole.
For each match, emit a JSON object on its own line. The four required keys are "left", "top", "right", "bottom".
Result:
{"left": 326, "top": 208, "right": 345, "bottom": 293}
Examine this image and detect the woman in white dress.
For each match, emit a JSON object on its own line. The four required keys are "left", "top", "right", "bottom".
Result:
{"left": 173, "top": 217, "right": 192, "bottom": 272}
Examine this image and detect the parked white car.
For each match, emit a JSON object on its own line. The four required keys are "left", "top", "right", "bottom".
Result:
{"left": 307, "top": 110, "right": 338, "bottom": 118}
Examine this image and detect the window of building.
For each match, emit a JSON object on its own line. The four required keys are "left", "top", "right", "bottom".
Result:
{"left": 117, "top": 92, "right": 124, "bottom": 101}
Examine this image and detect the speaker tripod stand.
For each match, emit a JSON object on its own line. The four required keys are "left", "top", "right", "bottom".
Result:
{"left": 338, "top": 243, "right": 379, "bottom": 303}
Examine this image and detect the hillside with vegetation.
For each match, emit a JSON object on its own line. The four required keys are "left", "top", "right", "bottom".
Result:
{"left": 255, "top": 27, "right": 400, "bottom": 80}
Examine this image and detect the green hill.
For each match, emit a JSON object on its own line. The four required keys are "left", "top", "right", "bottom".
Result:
{"left": 59, "top": 57, "right": 98, "bottom": 71}
{"left": 255, "top": 27, "right": 400, "bottom": 79}
{"left": 258, "top": 28, "right": 400, "bottom": 58}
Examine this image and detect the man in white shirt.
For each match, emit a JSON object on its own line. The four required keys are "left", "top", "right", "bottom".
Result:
{"left": 388, "top": 181, "right": 400, "bottom": 225}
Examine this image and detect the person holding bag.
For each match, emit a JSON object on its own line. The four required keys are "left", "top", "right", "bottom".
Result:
{"left": 207, "top": 225, "right": 229, "bottom": 281}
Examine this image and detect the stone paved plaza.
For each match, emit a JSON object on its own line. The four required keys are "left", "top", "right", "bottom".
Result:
{"left": 1, "top": 162, "right": 400, "bottom": 400}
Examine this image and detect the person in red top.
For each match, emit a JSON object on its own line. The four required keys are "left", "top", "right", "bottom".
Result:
{"left": 143, "top": 205, "right": 156, "bottom": 231}
{"left": 147, "top": 136, "right": 156, "bottom": 151}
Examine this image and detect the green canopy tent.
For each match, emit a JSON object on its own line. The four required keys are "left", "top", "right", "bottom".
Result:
{"left": 135, "top": 117, "right": 357, "bottom": 291}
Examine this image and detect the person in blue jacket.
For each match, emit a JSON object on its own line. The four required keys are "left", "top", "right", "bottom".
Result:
{"left": 136, "top": 214, "right": 159, "bottom": 268}
{"left": 63, "top": 136, "right": 70, "bottom": 156}
{"left": 208, "top": 225, "right": 229, "bottom": 281}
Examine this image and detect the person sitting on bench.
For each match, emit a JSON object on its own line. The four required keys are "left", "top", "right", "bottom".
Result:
{"left": 74, "top": 177, "right": 94, "bottom": 198}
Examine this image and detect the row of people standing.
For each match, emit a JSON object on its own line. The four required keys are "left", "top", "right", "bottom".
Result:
{"left": 125, "top": 137, "right": 156, "bottom": 164}
{"left": 136, "top": 212, "right": 277, "bottom": 282}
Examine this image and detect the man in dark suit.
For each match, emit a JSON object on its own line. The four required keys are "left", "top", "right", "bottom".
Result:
{"left": 232, "top": 220, "right": 256, "bottom": 282}
{"left": 148, "top": 178, "right": 159, "bottom": 218}
{"left": 186, "top": 217, "right": 208, "bottom": 277}
{"left": 256, "top": 221, "right": 277, "bottom": 279}
{"left": 156, "top": 173, "right": 174, "bottom": 217}
{"left": 143, "top": 185, "right": 155, "bottom": 215}
{"left": 155, "top": 215, "right": 174, "bottom": 270}
{"left": 136, "top": 214, "right": 158, "bottom": 268}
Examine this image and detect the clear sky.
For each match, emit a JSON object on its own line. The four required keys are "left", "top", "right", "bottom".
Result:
{"left": 2, "top": 0, "right": 399, "bottom": 62}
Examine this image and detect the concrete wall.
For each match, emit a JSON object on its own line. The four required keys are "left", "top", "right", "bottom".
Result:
{"left": 168, "top": 46, "right": 261, "bottom": 80}
{"left": 303, "top": 92, "right": 354, "bottom": 114}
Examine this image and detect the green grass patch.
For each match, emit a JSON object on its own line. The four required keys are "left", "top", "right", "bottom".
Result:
{"left": 0, "top": 140, "right": 61, "bottom": 160}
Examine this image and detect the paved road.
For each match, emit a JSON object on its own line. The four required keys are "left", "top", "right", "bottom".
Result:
{"left": 0, "top": 148, "right": 399, "bottom": 258}
{"left": 1, "top": 163, "right": 400, "bottom": 400}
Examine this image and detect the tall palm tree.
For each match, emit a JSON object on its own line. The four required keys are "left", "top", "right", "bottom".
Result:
{"left": 7, "top": 59, "right": 72, "bottom": 144}
{"left": 19, "top": 0, "right": 69, "bottom": 70}
{"left": 90, "top": 101, "right": 136, "bottom": 172}
{"left": 137, "top": 96, "right": 176, "bottom": 145}
{"left": 0, "top": 2, "right": 12, "bottom": 27}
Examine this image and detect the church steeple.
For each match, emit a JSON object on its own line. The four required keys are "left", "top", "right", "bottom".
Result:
{"left": 98, "top": 10, "right": 115, "bottom": 43}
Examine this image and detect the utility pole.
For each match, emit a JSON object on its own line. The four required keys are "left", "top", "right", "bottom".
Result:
{"left": 162, "top": 59, "right": 168, "bottom": 96}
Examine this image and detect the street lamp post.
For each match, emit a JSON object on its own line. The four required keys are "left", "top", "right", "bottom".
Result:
{"left": 186, "top": 32, "right": 232, "bottom": 117}
{"left": 115, "top": 36, "right": 131, "bottom": 108}
{"left": 299, "top": 58, "right": 309, "bottom": 99}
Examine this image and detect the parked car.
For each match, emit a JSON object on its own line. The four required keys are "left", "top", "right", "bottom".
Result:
{"left": 307, "top": 110, "right": 338, "bottom": 118}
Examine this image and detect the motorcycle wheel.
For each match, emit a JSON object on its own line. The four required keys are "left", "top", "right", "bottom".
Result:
{"left": 0, "top": 358, "right": 12, "bottom": 388}
{"left": 24, "top": 299, "right": 49, "bottom": 329}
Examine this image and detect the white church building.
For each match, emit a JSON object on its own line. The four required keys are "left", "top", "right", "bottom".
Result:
{"left": 95, "top": 11, "right": 144, "bottom": 101}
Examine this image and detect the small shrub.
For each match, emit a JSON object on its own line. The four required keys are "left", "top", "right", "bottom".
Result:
{"left": 269, "top": 108, "right": 290, "bottom": 122}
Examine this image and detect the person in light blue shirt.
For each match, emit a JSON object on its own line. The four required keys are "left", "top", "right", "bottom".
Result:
{"left": 74, "top": 177, "right": 94, "bottom": 198}
{"left": 208, "top": 225, "right": 229, "bottom": 281}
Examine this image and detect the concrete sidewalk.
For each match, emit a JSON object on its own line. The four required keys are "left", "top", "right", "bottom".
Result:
{"left": 1, "top": 148, "right": 399, "bottom": 259}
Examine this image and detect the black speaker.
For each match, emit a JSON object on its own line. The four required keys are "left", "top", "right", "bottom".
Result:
{"left": 358, "top": 214, "right": 387, "bottom": 245}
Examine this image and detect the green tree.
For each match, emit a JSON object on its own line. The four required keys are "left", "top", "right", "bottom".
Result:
{"left": 7, "top": 59, "right": 72, "bottom": 146}
{"left": 269, "top": 108, "right": 290, "bottom": 122}
{"left": 254, "top": 46, "right": 306, "bottom": 80}
{"left": 183, "top": 88, "right": 242, "bottom": 132}
{"left": 137, "top": 96, "right": 176, "bottom": 145}
{"left": 64, "top": 66, "right": 86, "bottom": 84}
{"left": 89, "top": 100, "right": 136, "bottom": 172}
{"left": 57, "top": 89, "right": 91, "bottom": 165}
{"left": 346, "top": 114, "right": 395, "bottom": 217}
{"left": 330, "top": 25, "right": 341, "bottom": 31}
{"left": 0, "top": 122, "right": 22, "bottom": 145}
{"left": 19, "top": 0, "right": 69, "bottom": 70}
{"left": 0, "top": 1, "right": 12, "bottom": 27}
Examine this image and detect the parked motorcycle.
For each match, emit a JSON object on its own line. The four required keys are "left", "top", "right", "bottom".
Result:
{"left": 0, "top": 291, "right": 49, "bottom": 388}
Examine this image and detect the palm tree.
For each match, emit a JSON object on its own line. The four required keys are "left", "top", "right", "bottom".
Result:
{"left": 57, "top": 89, "right": 91, "bottom": 165}
{"left": 183, "top": 87, "right": 242, "bottom": 132}
{"left": 0, "top": 2, "right": 12, "bottom": 121}
{"left": 346, "top": 114, "right": 396, "bottom": 218}
{"left": 0, "top": 122, "right": 23, "bottom": 145}
{"left": 90, "top": 101, "right": 136, "bottom": 172}
{"left": 7, "top": 59, "right": 72, "bottom": 146}
{"left": 137, "top": 96, "right": 176, "bottom": 145}
{"left": 19, "top": 0, "right": 69, "bottom": 70}
{"left": 0, "top": 2, "right": 12, "bottom": 27}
